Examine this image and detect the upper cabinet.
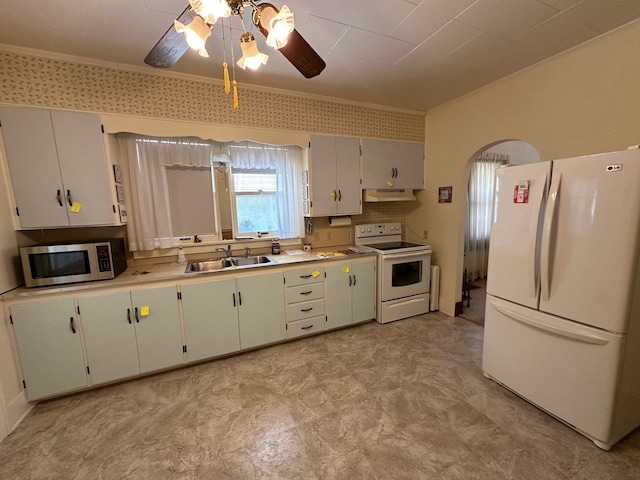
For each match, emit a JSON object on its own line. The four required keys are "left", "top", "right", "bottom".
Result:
{"left": 0, "top": 107, "right": 118, "bottom": 229}
{"left": 305, "top": 135, "right": 361, "bottom": 216}
{"left": 361, "top": 139, "right": 425, "bottom": 189}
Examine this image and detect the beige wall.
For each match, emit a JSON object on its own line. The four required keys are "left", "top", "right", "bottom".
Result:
{"left": 408, "top": 20, "right": 640, "bottom": 316}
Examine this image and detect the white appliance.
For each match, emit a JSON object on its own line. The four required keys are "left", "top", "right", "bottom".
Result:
{"left": 355, "top": 223, "right": 431, "bottom": 323}
{"left": 483, "top": 147, "right": 640, "bottom": 450}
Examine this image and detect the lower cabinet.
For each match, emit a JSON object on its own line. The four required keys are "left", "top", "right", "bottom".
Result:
{"left": 180, "top": 271, "right": 285, "bottom": 358}
{"left": 78, "top": 285, "right": 183, "bottom": 385}
{"left": 237, "top": 271, "right": 286, "bottom": 349}
{"left": 180, "top": 278, "right": 241, "bottom": 362}
{"left": 10, "top": 298, "right": 87, "bottom": 400}
{"left": 325, "top": 258, "right": 376, "bottom": 330}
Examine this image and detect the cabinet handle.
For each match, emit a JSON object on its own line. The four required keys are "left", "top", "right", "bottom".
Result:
{"left": 69, "top": 317, "right": 76, "bottom": 334}
{"left": 301, "top": 325, "right": 314, "bottom": 330}
{"left": 57, "top": 189, "right": 63, "bottom": 206}
{"left": 232, "top": 293, "right": 236, "bottom": 307}
{"left": 127, "top": 308, "right": 132, "bottom": 324}
{"left": 300, "top": 274, "right": 312, "bottom": 279}
{"left": 352, "top": 274, "right": 357, "bottom": 286}
{"left": 134, "top": 307, "right": 140, "bottom": 323}
{"left": 338, "top": 190, "right": 342, "bottom": 201}
{"left": 238, "top": 291, "right": 242, "bottom": 306}
{"left": 301, "top": 307, "right": 313, "bottom": 312}
{"left": 333, "top": 190, "right": 337, "bottom": 202}
{"left": 348, "top": 275, "right": 352, "bottom": 287}
{"left": 300, "top": 290, "right": 312, "bottom": 295}
{"left": 67, "top": 189, "right": 73, "bottom": 206}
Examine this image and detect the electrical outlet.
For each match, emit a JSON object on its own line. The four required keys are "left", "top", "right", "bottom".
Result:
{"left": 422, "top": 230, "right": 428, "bottom": 239}
{"left": 313, "top": 231, "right": 320, "bottom": 241}
{"left": 325, "top": 232, "right": 331, "bottom": 241}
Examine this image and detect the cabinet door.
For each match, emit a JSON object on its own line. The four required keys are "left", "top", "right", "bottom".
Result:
{"left": 79, "top": 291, "right": 140, "bottom": 385}
{"left": 361, "top": 138, "right": 424, "bottom": 189}
{"left": 51, "top": 111, "right": 116, "bottom": 226}
{"left": 0, "top": 107, "right": 69, "bottom": 228}
{"left": 181, "top": 278, "right": 240, "bottom": 362}
{"left": 351, "top": 259, "right": 377, "bottom": 323}
{"left": 325, "top": 263, "right": 353, "bottom": 330}
{"left": 130, "top": 286, "right": 183, "bottom": 373}
{"left": 237, "top": 271, "right": 286, "bottom": 349}
{"left": 335, "top": 137, "right": 361, "bottom": 214}
{"left": 309, "top": 135, "right": 338, "bottom": 215}
{"left": 11, "top": 298, "right": 87, "bottom": 400}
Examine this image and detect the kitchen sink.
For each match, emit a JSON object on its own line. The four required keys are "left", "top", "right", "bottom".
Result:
{"left": 185, "top": 255, "right": 276, "bottom": 273}
{"left": 185, "top": 259, "right": 234, "bottom": 273}
{"left": 231, "top": 255, "right": 276, "bottom": 267}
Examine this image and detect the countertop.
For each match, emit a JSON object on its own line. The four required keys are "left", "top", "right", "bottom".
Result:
{"left": 2, "top": 246, "right": 376, "bottom": 301}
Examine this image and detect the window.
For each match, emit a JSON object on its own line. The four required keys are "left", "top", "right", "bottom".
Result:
{"left": 231, "top": 168, "right": 278, "bottom": 236}
{"left": 116, "top": 134, "right": 304, "bottom": 251}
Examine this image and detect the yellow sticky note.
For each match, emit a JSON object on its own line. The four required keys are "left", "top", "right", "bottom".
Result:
{"left": 312, "top": 270, "right": 320, "bottom": 278}
{"left": 330, "top": 191, "right": 336, "bottom": 200}
{"left": 386, "top": 181, "right": 393, "bottom": 187}
{"left": 335, "top": 252, "right": 345, "bottom": 257}
{"left": 140, "top": 305, "right": 150, "bottom": 316}
{"left": 70, "top": 202, "right": 81, "bottom": 213}
{"left": 343, "top": 266, "right": 350, "bottom": 273}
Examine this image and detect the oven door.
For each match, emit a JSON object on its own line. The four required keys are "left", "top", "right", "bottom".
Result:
{"left": 380, "top": 250, "right": 431, "bottom": 301}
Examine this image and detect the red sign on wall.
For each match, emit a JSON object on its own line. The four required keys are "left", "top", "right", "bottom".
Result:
{"left": 513, "top": 181, "right": 529, "bottom": 204}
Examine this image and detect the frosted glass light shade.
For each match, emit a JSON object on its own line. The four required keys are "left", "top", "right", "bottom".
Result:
{"left": 266, "top": 5, "right": 294, "bottom": 49}
{"left": 237, "top": 33, "right": 268, "bottom": 70}
{"left": 174, "top": 16, "right": 212, "bottom": 57}
{"left": 189, "top": 0, "right": 232, "bottom": 24}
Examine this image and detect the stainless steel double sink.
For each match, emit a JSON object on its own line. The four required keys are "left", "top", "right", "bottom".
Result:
{"left": 185, "top": 255, "right": 277, "bottom": 273}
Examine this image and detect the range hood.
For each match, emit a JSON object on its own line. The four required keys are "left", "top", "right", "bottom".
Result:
{"left": 364, "top": 189, "right": 416, "bottom": 202}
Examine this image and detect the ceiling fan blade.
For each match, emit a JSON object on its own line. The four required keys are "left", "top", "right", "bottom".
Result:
{"left": 253, "top": 4, "right": 326, "bottom": 79}
{"left": 144, "top": 6, "right": 196, "bottom": 68}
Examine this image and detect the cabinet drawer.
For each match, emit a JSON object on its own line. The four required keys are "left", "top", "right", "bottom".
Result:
{"left": 286, "top": 299, "right": 325, "bottom": 322}
{"left": 285, "top": 267, "right": 325, "bottom": 287}
{"left": 286, "top": 316, "right": 325, "bottom": 339}
{"left": 285, "top": 283, "right": 324, "bottom": 304}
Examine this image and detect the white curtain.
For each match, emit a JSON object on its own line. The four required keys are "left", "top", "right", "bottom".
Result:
{"left": 464, "top": 152, "right": 510, "bottom": 281}
{"left": 115, "top": 134, "right": 224, "bottom": 251}
{"left": 228, "top": 141, "right": 304, "bottom": 239}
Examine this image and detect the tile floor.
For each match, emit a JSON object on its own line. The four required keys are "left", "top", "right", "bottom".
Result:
{"left": 1, "top": 312, "right": 639, "bottom": 479}
{"left": 459, "top": 279, "right": 487, "bottom": 327}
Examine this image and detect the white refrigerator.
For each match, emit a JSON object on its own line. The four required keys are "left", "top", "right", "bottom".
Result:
{"left": 483, "top": 147, "right": 640, "bottom": 451}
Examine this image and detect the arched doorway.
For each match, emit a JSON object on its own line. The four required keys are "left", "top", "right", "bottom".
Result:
{"left": 459, "top": 140, "right": 540, "bottom": 325}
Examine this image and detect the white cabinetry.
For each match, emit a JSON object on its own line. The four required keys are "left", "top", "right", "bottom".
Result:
{"left": 10, "top": 298, "right": 87, "bottom": 400}
{"left": 361, "top": 139, "right": 424, "bottom": 189}
{"left": 325, "top": 258, "right": 376, "bottom": 330}
{"left": 0, "top": 107, "right": 117, "bottom": 228}
{"left": 180, "top": 278, "right": 241, "bottom": 362}
{"left": 284, "top": 266, "right": 325, "bottom": 338}
{"left": 78, "top": 285, "right": 183, "bottom": 385}
{"left": 306, "top": 135, "right": 361, "bottom": 216}
{"left": 237, "top": 271, "right": 286, "bottom": 349}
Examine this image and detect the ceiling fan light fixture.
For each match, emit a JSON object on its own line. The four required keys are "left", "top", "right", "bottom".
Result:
{"left": 237, "top": 32, "right": 268, "bottom": 70}
{"left": 174, "top": 16, "right": 212, "bottom": 57}
{"left": 189, "top": 0, "right": 232, "bottom": 24}
{"left": 266, "top": 5, "right": 294, "bottom": 49}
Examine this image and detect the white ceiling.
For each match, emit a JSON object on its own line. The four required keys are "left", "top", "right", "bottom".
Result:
{"left": 1, "top": 0, "right": 639, "bottom": 113}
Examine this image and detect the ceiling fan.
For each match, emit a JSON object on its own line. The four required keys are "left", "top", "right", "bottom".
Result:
{"left": 144, "top": 0, "right": 326, "bottom": 79}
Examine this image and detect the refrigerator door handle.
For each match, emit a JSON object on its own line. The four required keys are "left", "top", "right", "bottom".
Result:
{"left": 491, "top": 299, "right": 609, "bottom": 346}
{"left": 540, "top": 171, "right": 561, "bottom": 301}
{"left": 529, "top": 171, "right": 549, "bottom": 299}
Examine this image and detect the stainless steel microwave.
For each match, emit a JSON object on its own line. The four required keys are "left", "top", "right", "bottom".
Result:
{"left": 20, "top": 239, "right": 127, "bottom": 288}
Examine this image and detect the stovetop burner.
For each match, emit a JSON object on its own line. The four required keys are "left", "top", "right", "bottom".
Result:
{"left": 368, "top": 241, "right": 427, "bottom": 251}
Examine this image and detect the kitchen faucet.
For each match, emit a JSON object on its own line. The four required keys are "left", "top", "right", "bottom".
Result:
{"left": 216, "top": 245, "right": 232, "bottom": 258}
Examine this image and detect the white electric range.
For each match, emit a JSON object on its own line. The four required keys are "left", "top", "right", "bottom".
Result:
{"left": 355, "top": 223, "right": 432, "bottom": 323}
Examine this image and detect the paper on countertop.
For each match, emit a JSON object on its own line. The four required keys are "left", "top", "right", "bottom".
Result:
{"left": 285, "top": 249, "right": 308, "bottom": 255}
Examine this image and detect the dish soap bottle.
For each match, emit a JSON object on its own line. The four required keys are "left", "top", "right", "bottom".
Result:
{"left": 177, "top": 245, "right": 187, "bottom": 264}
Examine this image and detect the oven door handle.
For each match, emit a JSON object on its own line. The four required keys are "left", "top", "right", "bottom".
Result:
{"left": 381, "top": 250, "right": 430, "bottom": 260}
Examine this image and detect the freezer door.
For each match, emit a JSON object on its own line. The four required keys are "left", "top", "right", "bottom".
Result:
{"left": 483, "top": 295, "right": 625, "bottom": 446}
{"left": 539, "top": 149, "right": 640, "bottom": 333}
{"left": 486, "top": 162, "right": 551, "bottom": 308}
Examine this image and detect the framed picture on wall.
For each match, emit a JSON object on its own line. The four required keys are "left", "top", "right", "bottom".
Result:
{"left": 116, "top": 185, "right": 125, "bottom": 204}
{"left": 439, "top": 186, "right": 453, "bottom": 203}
